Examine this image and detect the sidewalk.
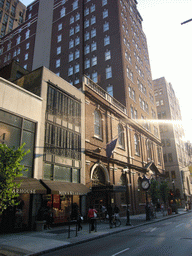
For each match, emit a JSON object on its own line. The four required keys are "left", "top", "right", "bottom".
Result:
{"left": 0, "top": 208, "right": 188, "bottom": 256}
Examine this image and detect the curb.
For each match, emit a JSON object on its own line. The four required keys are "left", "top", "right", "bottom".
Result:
{"left": 27, "top": 211, "right": 189, "bottom": 256}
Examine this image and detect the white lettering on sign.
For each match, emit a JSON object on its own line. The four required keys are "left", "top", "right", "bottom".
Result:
{"left": 12, "top": 188, "right": 36, "bottom": 194}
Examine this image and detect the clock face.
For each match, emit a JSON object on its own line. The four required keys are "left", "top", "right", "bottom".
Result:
{"left": 141, "top": 180, "right": 150, "bottom": 190}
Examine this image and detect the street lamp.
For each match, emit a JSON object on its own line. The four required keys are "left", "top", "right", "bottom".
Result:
{"left": 123, "top": 168, "right": 131, "bottom": 226}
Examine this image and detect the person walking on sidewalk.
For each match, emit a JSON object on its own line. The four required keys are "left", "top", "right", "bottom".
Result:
{"left": 88, "top": 205, "right": 97, "bottom": 231}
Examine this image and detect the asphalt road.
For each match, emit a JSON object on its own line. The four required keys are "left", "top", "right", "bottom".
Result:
{"left": 43, "top": 212, "right": 192, "bottom": 256}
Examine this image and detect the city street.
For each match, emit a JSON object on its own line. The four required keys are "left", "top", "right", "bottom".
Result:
{"left": 43, "top": 212, "right": 192, "bottom": 256}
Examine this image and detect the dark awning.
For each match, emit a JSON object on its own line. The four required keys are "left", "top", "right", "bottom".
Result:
{"left": 41, "top": 180, "right": 90, "bottom": 196}
{"left": 13, "top": 177, "right": 47, "bottom": 194}
{"left": 92, "top": 185, "right": 126, "bottom": 193}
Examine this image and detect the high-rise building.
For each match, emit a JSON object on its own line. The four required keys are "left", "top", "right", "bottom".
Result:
{"left": 153, "top": 77, "right": 192, "bottom": 206}
{"left": 0, "top": 0, "right": 158, "bottom": 134}
{"left": 0, "top": 0, "right": 26, "bottom": 38}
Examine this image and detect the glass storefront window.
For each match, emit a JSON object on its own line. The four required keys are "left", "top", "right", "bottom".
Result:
{"left": 54, "top": 165, "right": 71, "bottom": 182}
{"left": 44, "top": 164, "right": 53, "bottom": 180}
{"left": 21, "top": 130, "right": 35, "bottom": 167}
{"left": 0, "top": 110, "right": 22, "bottom": 128}
{"left": 23, "top": 119, "right": 35, "bottom": 132}
{"left": 0, "top": 123, "right": 20, "bottom": 148}
{"left": 72, "top": 168, "right": 80, "bottom": 183}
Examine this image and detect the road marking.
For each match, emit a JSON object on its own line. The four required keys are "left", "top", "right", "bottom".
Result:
{"left": 176, "top": 223, "right": 184, "bottom": 228}
{"left": 111, "top": 248, "right": 130, "bottom": 256}
{"left": 150, "top": 227, "right": 157, "bottom": 232}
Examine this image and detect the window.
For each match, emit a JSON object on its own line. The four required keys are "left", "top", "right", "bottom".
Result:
{"left": 76, "top": 13, "right": 80, "bottom": 21}
{"left": 69, "top": 40, "right": 74, "bottom": 48}
{"left": 69, "top": 52, "right": 73, "bottom": 62}
{"left": 16, "top": 35, "right": 21, "bottom": 45}
{"left": 102, "top": 0, "right": 107, "bottom": 6}
{"left": 28, "top": 13, "right": 31, "bottom": 19}
{"left": 85, "top": 45, "right": 90, "bottom": 54}
{"left": 25, "top": 29, "right": 30, "bottom": 39}
{"left": 74, "top": 78, "right": 79, "bottom": 85}
{"left": 26, "top": 42, "right": 30, "bottom": 49}
{"left": 134, "top": 109, "right": 138, "bottom": 119}
{"left": 75, "top": 24, "right": 80, "bottom": 33}
{"left": 75, "top": 64, "right": 79, "bottom": 73}
{"left": 60, "top": 7, "right": 66, "bottom": 17}
{"left": 90, "top": 4, "right": 95, "bottom": 12}
{"left": 106, "top": 66, "right": 112, "bottom": 79}
{"left": 163, "top": 154, "right": 167, "bottom": 163}
{"left": 131, "top": 106, "right": 134, "bottom": 118}
{"left": 157, "top": 146, "right": 161, "bottom": 164}
{"left": 103, "top": 22, "right": 109, "bottom": 32}
{"left": 92, "top": 56, "right": 97, "bottom": 66}
{"left": 134, "top": 133, "right": 140, "bottom": 155}
{"left": 84, "top": 8, "right": 89, "bottom": 16}
{"left": 75, "top": 37, "right": 80, "bottom": 45}
{"left": 17, "top": 47, "right": 20, "bottom": 55}
{"left": 58, "top": 23, "right": 62, "bottom": 31}
{"left": 24, "top": 53, "right": 28, "bottom": 60}
{"left": 57, "top": 46, "right": 61, "bottom": 55}
{"left": 85, "top": 59, "right": 90, "bottom": 69}
{"left": 23, "top": 64, "right": 27, "bottom": 70}
{"left": 70, "top": 27, "right": 74, "bottom": 36}
{"left": 13, "top": 50, "right": 16, "bottom": 57}
{"left": 57, "top": 34, "right": 62, "bottom": 42}
{"left": 103, "top": 9, "right": 108, "bottom": 19}
{"left": 56, "top": 59, "right": 60, "bottom": 68}
{"left": 118, "top": 124, "right": 125, "bottom": 148}
{"left": 73, "top": 0, "right": 78, "bottom": 10}
{"left": 70, "top": 16, "right": 74, "bottom": 24}
{"left": 75, "top": 49, "right": 80, "bottom": 59}
{"left": 91, "top": 28, "right": 96, "bottom": 38}
{"left": 146, "top": 140, "right": 152, "bottom": 160}
{"left": 94, "top": 110, "right": 102, "bottom": 138}
{"left": 107, "top": 85, "right": 113, "bottom": 96}
{"left": 84, "top": 20, "right": 89, "bottom": 28}
{"left": 91, "top": 16, "right": 96, "bottom": 25}
{"left": 168, "top": 153, "right": 173, "bottom": 162}
{"left": 84, "top": 32, "right": 89, "bottom": 41}
{"left": 68, "top": 66, "right": 73, "bottom": 76}
{"left": 105, "top": 50, "right": 111, "bottom": 60}
{"left": 92, "top": 72, "right": 97, "bottom": 83}
{"left": 91, "top": 42, "right": 97, "bottom": 51}
{"left": 104, "top": 36, "right": 110, "bottom": 46}
{"left": 171, "top": 171, "right": 176, "bottom": 179}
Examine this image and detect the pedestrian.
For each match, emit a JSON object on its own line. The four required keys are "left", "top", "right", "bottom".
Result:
{"left": 114, "top": 205, "right": 120, "bottom": 219}
{"left": 101, "top": 205, "right": 107, "bottom": 220}
{"left": 107, "top": 205, "right": 113, "bottom": 227}
{"left": 71, "top": 203, "right": 82, "bottom": 231}
{"left": 88, "top": 205, "right": 97, "bottom": 231}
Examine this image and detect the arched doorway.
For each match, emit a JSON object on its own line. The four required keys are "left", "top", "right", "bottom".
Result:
{"left": 88, "top": 163, "right": 110, "bottom": 218}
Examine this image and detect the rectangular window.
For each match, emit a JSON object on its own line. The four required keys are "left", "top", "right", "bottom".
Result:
{"left": 84, "top": 32, "right": 89, "bottom": 41}
{"left": 84, "top": 8, "right": 89, "bottom": 16}
{"left": 168, "top": 153, "right": 173, "bottom": 162}
{"left": 84, "top": 20, "right": 89, "bottom": 28}
{"left": 56, "top": 59, "right": 60, "bottom": 68}
{"left": 85, "top": 59, "right": 90, "bottom": 69}
{"left": 69, "top": 52, "right": 73, "bottom": 62}
{"left": 107, "top": 85, "right": 113, "bottom": 97}
{"left": 69, "top": 40, "right": 74, "bottom": 48}
{"left": 92, "top": 72, "right": 97, "bottom": 83}
{"left": 68, "top": 67, "right": 73, "bottom": 76}
{"left": 104, "top": 36, "right": 110, "bottom": 46}
{"left": 57, "top": 46, "right": 61, "bottom": 55}
{"left": 105, "top": 50, "right": 111, "bottom": 60}
{"left": 75, "top": 49, "right": 80, "bottom": 59}
{"left": 58, "top": 23, "right": 62, "bottom": 31}
{"left": 91, "top": 42, "right": 97, "bottom": 51}
{"left": 57, "top": 34, "right": 62, "bottom": 42}
{"left": 76, "top": 13, "right": 80, "bottom": 21}
{"left": 25, "top": 30, "right": 30, "bottom": 39}
{"left": 60, "top": 7, "right": 66, "bottom": 17}
{"left": 70, "top": 16, "right": 74, "bottom": 24}
{"left": 73, "top": 0, "right": 78, "bottom": 11}
{"left": 91, "top": 28, "right": 96, "bottom": 38}
{"left": 90, "top": 4, "right": 95, "bottom": 12}
{"left": 103, "top": 22, "right": 109, "bottom": 32}
{"left": 70, "top": 27, "right": 74, "bottom": 36}
{"left": 102, "top": 0, "right": 107, "bottom": 6}
{"left": 85, "top": 45, "right": 90, "bottom": 54}
{"left": 75, "top": 37, "right": 80, "bottom": 45}
{"left": 91, "top": 16, "right": 96, "bottom": 25}
{"left": 75, "top": 64, "right": 79, "bottom": 73}
{"left": 106, "top": 66, "right": 112, "bottom": 79}
{"left": 103, "top": 9, "right": 108, "bottom": 19}
{"left": 26, "top": 42, "right": 30, "bottom": 49}
{"left": 75, "top": 24, "right": 80, "bottom": 33}
{"left": 24, "top": 53, "right": 28, "bottom": 60}
{"left": 92, "top": 56, "right": 97, "bottom": 66}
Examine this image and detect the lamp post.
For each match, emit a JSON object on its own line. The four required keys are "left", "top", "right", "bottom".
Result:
{"left": 123, "top": 168, "right": 131, "bottom": 226}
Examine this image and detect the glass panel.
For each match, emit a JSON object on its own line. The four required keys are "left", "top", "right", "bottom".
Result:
{"left": 22, "top": 166, "right": 32, "bottom": 178}
{"left": 0, "top": 110, "right": 22, "bottom": 128}
{"left": 72, "top": 168, "right": 80, "bottom": 183}
{"left": 54, "top": 165, "right": 71, "bottom": 182}
{"left": 23, "top": 119, "right": 35, "bottom": 132}
{"left": 0, "top": 122, "right": 20, "bottom": 148}
{"left": 44, "top": 163, "right": 53, "bottom": 180}
{"left": 21, "top": 130, "right": 34, "bottom": 167}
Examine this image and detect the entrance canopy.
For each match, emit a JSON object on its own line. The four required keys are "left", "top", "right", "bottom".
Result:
{"left": 14, "top": 177, "right": 47, "bottom": 194}
{"left": 144, "top": 162, "right": 163, "bottom": 177}
{"left": 41, "top": 180, "right": 90, "bottom": 196}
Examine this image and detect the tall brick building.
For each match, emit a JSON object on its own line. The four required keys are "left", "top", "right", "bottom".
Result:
{"left": 0, "top": 0, "right": 26, "bottom": 38}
